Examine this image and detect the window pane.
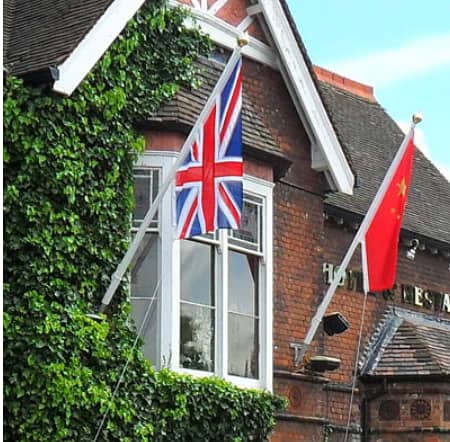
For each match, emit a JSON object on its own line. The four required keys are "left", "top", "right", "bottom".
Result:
{"left": 134, "top": 176, "right": 150, "bottom": 220}
{"left": 181, "top": 241, "right": 214, "bottom": 306}
{"left": 152, "top": 169, "right": 159, "bottom": 202}
{"left": 228, "top": 251, "right": 258, "bottom": 316}
{"left": 228, "top": 314, "right": 258, "bottom": 378}
{"left": 228, "top": 250, "right": 259, "bottom": 379}
{"left": 180, "top": 303, "right": 215, "bottom": 372}
{"left": 130, "top": 233, "right": 159, "bottom": 298}
{"left": 229, "top": 196, "right": 262, "bottom": 251}
{"left": 133, "top": 168, "right": 159, "bottom": 229}
{"left": 130, "top": 233, "right": 160, "bottom": 366}
{"left": 131, "top": 297, "right": 158, "bottom": 365}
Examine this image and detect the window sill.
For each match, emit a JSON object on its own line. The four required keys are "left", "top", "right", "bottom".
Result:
{"left": 177, "top": 367, "right": 265, "bottom": 390}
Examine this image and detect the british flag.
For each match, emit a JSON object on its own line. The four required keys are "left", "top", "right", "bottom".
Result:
{"left": 176, "top": 57, "right": 243, "bottom": 239}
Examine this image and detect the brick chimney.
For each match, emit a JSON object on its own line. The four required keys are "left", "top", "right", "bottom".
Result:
{"left": 313, "top": 65, "right": 376, "bottom": 102}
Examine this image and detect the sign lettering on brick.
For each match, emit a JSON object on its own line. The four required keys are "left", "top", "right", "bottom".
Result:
{"left": 322, "top": 262, "right": 450, "bottom": 314}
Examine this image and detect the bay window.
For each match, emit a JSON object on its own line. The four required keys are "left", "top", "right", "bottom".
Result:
{"left": 130, "top": 152, "right": 273, "bottom": 390}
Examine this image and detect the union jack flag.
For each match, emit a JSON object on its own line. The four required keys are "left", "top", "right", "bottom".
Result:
{"left": 176, "top": 57, "right": 243, "bottom": 239}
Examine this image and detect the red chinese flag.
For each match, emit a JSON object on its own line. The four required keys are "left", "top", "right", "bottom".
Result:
{"left": 364, "top": 137, "right": 415, "bottom": 292}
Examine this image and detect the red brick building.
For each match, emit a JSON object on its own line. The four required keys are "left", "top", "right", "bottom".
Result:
{"left": 5, "top": 0, "right": 449, "bottom": 440}
{"left": 273, "top": 66, "right": 450, "bottom": 441}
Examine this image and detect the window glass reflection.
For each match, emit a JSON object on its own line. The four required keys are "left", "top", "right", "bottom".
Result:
{"left": 130, "top": 233, "right": 160, "bottom": 366}
{"left": 131, "top": 297, "right": 158, "bottom": 365}
{"left": 131, "top": 233, "right": 159, "bottom": 298}
{"left": 228, "top": 250, "right": 259, "bottom": 378}
{"left": 228, "top": 314, "right": 258, "bottom": 378}
{"left": 181, "top": 241, "right": 214, "bottom": 306}
{"left": 180, "top": 303, "right": 215, "bottom": 372}
{"left": 133, "top": 168, "right": 159, "bottom": 229}
{"left": 228, "top": 251, "right": 258, "bottom": 316}
{"left": 229, "top": 196, "right": 262, "bottom": 251}
{"left": 180, "top": 240, "right": 215, "bottom": 372}
{"left": 134, "top": 175, "right": 150, "bottom": 221}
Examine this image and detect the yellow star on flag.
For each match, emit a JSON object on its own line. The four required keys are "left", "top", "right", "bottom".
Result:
{"left": 397, "top": 177, "right": 407, "bottom": 197}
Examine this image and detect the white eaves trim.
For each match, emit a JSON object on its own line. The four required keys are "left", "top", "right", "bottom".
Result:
{"left": 53, "top": 0, "right": 145, "bottom": 96}
{"left": 169, "top": 0, "right": 278, "bottom": 69}
{"left": 50, "top": 0, "right": 353, "bottom": 193}
{"left": 257, "top": 0, "right": 354, "bottom": 194}
{"left": 52, "top": 0, "right": 278, "bottom": 94}
{"left": 208, "top": 0, "right": 228, "bottom": 15}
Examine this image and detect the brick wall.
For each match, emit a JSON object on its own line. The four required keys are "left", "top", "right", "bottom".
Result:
{"left": 363, "top": 381, "right": 450, "bottom": 441}
{"left": 165, "top": 4, "right": 450, "bottom": 440}
{"left": 241, "top": 55, "right": 450, "bottom": 441}
{"left": 318, "top": 219, "right": 450, "bottom": 441}
{"left": 321, "top": 218, "right": 450, "bottom": 382}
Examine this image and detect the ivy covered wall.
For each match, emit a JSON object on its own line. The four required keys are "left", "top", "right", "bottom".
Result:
{"left": 3, "top": 2, "right": 285, "bottom": 440}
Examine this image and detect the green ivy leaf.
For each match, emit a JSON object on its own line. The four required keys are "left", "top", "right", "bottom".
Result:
{"left": 3, "top": 3, "right": 283, "bottom": 441}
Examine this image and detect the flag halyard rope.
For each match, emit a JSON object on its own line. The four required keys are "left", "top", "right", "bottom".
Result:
{"left": 92, "top": 279, "right": 161, "bottom": 442}
{"left": 343, "top": 287, "right": 368, "bottom": 442}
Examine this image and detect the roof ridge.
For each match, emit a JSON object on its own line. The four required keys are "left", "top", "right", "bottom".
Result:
{"left": 361, "top": 309, "right": 450, "bottom": 377}
{"left": 359, "top": 307, "right": 400, "bottom": 374}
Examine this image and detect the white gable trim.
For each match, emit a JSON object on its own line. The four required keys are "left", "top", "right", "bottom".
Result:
{"left": 51, "top": 0, "right": 353, "bottom": 193}
{"left": 53, "top": 0, "right": 145, "bottom": 95}
{"left": 52, "top": 0, "right": 278, "bottom": 95}
{"left": 257, "top": 0, "right": 354, "bottom": 194}
{"left": 237, "top": 15, "right": 254, "bottom": 33}
{"left": 174, "top": 0, "right": 354, "bottom": 194}
{"left": 208, "top": 0, "right": 228, "bottom": 15}
{"left": 176, "top": 1, "right": 278, "bottom": 69}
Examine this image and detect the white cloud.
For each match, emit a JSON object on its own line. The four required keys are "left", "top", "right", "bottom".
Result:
{"left": 329, "top": 33, "right": 450, "bottom": 87}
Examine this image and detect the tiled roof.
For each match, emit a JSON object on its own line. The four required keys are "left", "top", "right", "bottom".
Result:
{"left": 3, "top": 1, "right": 289, "bottom": 176}
{"left": 320, "top": 81, "right": 450, "bottom": 246}
{"left": 148, "top": 57, "right": 290, "bottom": 178}
{"left": 5, "top": 0, "right": 448, "bottom": 242}
{"left": 3, "top": 0, "right": 112, "bottom": 76}
{"left": 360, "top": 308, "right": 450, "bottom": 378}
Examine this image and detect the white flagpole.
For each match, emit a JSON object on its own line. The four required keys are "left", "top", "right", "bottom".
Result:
{"left": 294, "top": 114, "right": 421, "bottom": 365}
{"left": 99, "top": 38, "right": 248, "bottom": 313}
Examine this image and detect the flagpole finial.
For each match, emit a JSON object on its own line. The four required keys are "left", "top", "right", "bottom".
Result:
{"left": 237, "top": 32, "right": 249, "bottom": 47}
{"left": 412, "top": 113, "right": 423, "bottom": 125}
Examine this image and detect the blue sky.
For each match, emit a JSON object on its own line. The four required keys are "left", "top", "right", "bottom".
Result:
{"left": 286, "top": 0, "right": 450, "bottom": 181}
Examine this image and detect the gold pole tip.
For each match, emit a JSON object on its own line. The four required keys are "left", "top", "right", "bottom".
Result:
{"left": 412, "top": 112, "right": 423, "bottom": 124}
{"left": 237, "top": 32, "right": 249, "bottom": 47}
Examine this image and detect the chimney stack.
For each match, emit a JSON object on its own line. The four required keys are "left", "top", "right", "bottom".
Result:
{"left": 313, "top": 65, "right": 376, "bottom": 102}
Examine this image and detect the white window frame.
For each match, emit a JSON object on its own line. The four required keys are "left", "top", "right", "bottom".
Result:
{"left": 134, "top": 151, "right": 273, "bottom": 391}
{"left": 130, "top": 165, "right": 162, "bottom": 365}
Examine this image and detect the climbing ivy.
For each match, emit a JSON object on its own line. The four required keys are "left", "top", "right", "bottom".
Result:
{"left": 3, "top": 1, "right": 286, "bottom": 441}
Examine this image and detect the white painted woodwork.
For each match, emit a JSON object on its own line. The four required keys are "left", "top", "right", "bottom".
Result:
{"left": 52, "top": 0, "right": 354, "bottom": 194}
{"left": 257, "top": 0, "right": 354, "bottom": 193}
{"left": 246, "top": 4, "right": 263, "bottom": 16}
{"left": 208, "top": 0, "right": 229, "bottom": 15}
{"left": 237, "top": 15, "right": 255, "bottom": 32}
{"left": 53, "top": 0, "right": 145, "bottom": 95}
